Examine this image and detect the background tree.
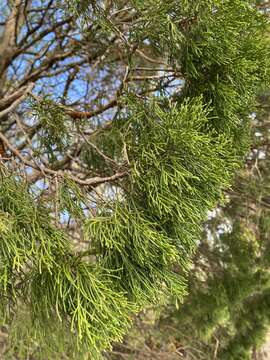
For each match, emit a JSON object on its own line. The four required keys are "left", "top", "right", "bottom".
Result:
{"left": 0, "top": 1, "right": 269, "bottom": 359}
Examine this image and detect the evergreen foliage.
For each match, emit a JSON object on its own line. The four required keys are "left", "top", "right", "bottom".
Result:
{"left": 0, "top": 0, "right": 270, "bottom": 359}
{"left": 118, "top": 92, "right": 270, "bottom": 360}
{"left": 30, "top": 97, "right": 71, "bottom": 162}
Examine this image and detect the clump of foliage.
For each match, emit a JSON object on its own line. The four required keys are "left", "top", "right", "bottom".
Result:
{"left": 115, "top": 92, "right": 270, "bottom": 360}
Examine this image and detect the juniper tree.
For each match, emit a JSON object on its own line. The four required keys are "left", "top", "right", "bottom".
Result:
{"left": 0, "top": 0, "right": 269, "bottom": 359}
{"left": 119, "top": 93, "right": 270, "bottom": 360}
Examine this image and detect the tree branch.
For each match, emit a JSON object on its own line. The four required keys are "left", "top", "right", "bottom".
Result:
{"left": 0, "top": 82, "right": 34, "bottom": 119}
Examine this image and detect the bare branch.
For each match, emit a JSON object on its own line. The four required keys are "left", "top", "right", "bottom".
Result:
{"left": 0, "top": 82, "right": 34, "bottom": 119}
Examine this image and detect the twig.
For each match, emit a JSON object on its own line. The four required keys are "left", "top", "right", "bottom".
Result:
{"left": 0, "top": 83, "right": 34, "bottom": 119}
{"left": 213, "top": 337, "right": 219, "bottom": 359}
{"left": 80, "top": 131, "right": 119, "bottom": 166}
{"left": 0, "top": 84, "right": 33, "bottom": 110}
{"left": 0, "top": 131, "right": 128, "bottom": 187}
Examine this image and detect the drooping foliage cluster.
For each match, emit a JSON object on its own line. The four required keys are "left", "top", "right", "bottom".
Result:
{"left": 0, "top": 0, "right": 269, "bottom": 359}
{"left": 114, "top": 92, "right": 270, "bottom": 360}
{"left": 168, "top": 91, "right": 270, "bottom": 360}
